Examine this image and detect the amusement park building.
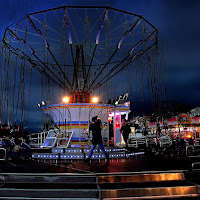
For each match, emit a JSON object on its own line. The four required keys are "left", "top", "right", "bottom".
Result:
{"left": 148, "top": 113, "right": 200, "bottom": 129}
{"left": 147, "top": 112, "right": 200, "bottom": 141}
{"left": 188, "top": 107, "right": 200, "bottom": 117}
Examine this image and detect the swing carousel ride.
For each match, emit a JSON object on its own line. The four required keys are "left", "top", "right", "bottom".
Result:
{"left": 1, "top": 5, "right": 167, "bottom": 148}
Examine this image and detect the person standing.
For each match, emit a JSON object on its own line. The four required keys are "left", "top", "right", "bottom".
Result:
{"left": 188, "top": 137, "right": 194, "bottom": 145}
{"left": 1, "top": 136, "right": 15, "bottom": 160}
{"left": 86, "top": 116, "right": 109, "bottom": 164}
{"left": 120, "top": 119, "right": 131, "bottom": 148}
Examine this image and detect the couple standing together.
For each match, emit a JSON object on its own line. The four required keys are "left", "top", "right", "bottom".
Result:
{"left": 86, "top": 117, "right": 130, "bottom": 163}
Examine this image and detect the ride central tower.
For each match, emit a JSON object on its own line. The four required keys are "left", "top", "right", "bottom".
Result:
{"left": 70, "top": 44, "right": 91, "bottom": 103}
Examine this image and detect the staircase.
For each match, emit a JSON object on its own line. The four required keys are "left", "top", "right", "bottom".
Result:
{"left": 98, "top": 172, "right": 199, "bottom": 199}
{"left": 0, "top": 171, "right": 199, "bottom": 199}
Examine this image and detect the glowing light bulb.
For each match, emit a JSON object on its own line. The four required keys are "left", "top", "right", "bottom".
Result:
{"left": 92, "top": 97, "right": 99, "bottom": 103}
{"left": 63, "top": 96, "right": 69, "bottom": 103}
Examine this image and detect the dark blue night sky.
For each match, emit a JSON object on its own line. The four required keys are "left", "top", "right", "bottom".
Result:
{"left": 1, "top": 0, "right": 200, "bottom": 130}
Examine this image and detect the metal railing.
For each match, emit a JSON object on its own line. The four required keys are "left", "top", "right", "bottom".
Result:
{"left": 0, "top": 148, "right": 6, "bottom": 160}
{"left": 128, "top": 136, "right": 147, "bottom": 148}
{"left": 186, "top": 145, "right": 200, "bottom": 171}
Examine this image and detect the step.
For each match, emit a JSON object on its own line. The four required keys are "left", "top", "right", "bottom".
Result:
{"left": 60, "top": 153, "right": 84, "bottom": 159}
{"left": 99, "top": 180, "right": 195, "bottom": 189}
{"left": 100, "top": 181, "right": 199, "bottom": 199}
{"left": 32, "top": 152, "right": 128, "bottom": 160}
{"left": 0, "top": 198, "right": 97, "bottom": 200}
{"left": 50, "top": 147, "right": 126, "bottom": 154}
{"left": 32, "top": 153, "right": 59, "bottom": 159}
{"left": 0, "top": 172, "right": 186, "bottom": 185}
{"left": 0, "top": 173, "right": 96, "bottom": 184}
{"left": 98, "top": 172, "right": 185, "bottom": 184}
{"left": 31, "top": 148, "right": 51, "bottom": 153}
{"left": 32, "top": 148, "right": 146, "bottom": 160}
{"left": 0, "top": 188, "right": 99, "bottom": 199}
{"left": 0, "top": 183, "right": 97, "bottom": 189}
{"left": 0, "top": 183, "right": 198, "bottom": 200}
{"left": 103, "top": 194, "right": 199, "bottom": 199}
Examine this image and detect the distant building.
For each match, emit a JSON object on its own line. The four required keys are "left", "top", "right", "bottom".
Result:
{"left": 188, "top": 107, "right": 200, "bottom": 117}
